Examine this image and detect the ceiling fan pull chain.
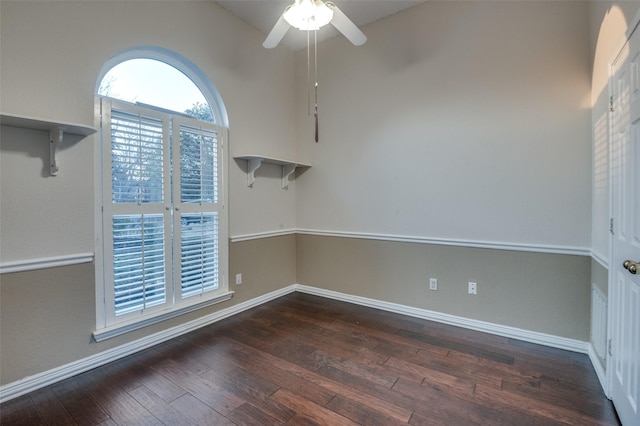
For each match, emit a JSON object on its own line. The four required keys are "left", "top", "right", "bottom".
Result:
{"left": 307, "top": 28, "right": 311, "bottom": 116}
{"left": 314, "top": 29, "right": 319, "bottom": 143}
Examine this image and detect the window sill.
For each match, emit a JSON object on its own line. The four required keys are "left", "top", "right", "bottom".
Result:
{"left": 92, "top": 291, "right": 234, "bottom": 342}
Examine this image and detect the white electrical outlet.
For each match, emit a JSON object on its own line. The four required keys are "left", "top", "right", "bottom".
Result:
{"left": 235, "top": 273, "right": 242, "bottom": 285}
{"left": 429, "top": 278, "right": 438, "bottom": 291}
{"left": 468, "top": 281, "right": 477, "bottom": 295}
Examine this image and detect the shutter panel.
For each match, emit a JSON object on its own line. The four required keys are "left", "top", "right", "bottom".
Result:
{"left": 180, "top": 213, "right": 219, "bottom": 297}
{"left": 112, "top": 214, "right": 167, "bottom": 315}
{"left": 179, "top": 124, "right": 218, "bottom": 204}
{"left": 174, "top": 119, "right": 224, "bottom": 301}
{"left": 110, "top": 109, "right": 164, "bottom": 204}
{"left": 103, "top": 100, "right": 172, "bottom": 323}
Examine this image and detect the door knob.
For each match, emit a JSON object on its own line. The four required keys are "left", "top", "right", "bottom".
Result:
{"left": 623, "top": 260, "right": 639, "bottom": 274}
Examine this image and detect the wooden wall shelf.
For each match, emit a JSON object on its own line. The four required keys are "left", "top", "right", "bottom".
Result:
{"left": 1, "top": 113, "right": 97, "bottom": 176}
{"left": 234, "top": 155, "right": 311, "bottom": 189}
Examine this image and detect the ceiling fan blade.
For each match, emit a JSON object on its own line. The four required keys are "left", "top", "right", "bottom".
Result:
{"left": 263, "top": 14, "right": 290, "bottom": 49}
{"left": 326, "top": 2, "right": 367, "bottom": 46}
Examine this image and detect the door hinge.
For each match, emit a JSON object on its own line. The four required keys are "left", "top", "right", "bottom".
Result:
{"left": 610, "top": 95, "right": 615, "bottom": 112}
{"left": 608, "top": 339, "right": 613, "bottom": 357}
{"left": 610, "top": 218, "right": 614, "bottom": 235}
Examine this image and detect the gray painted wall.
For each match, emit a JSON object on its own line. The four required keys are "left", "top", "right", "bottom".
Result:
{"left": 295, "top": 1, "right": 592, "bottom": 251}
{"left": 1, "top": 236, "right": 296, "bottom": 385}
{"left": 297, "top": 235, "right": 591, "bottom": 341}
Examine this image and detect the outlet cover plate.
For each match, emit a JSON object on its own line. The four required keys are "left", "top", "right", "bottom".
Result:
{"left": 429, "top": 278, "right": 438, "bottom": 291}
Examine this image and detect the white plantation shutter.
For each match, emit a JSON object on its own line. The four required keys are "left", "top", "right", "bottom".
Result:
{"left": 101, "top": 99, "right": 227, "bottom": 328}
{"left": 173, "top": 118, "right": 225, "bottom": 303}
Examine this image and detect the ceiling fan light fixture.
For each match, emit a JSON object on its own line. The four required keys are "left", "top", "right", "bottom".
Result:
{"left": 283, "top": 0, "right": 334, "bottom": 31}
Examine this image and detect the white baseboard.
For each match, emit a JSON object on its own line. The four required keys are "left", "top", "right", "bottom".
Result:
{"left": 1, "top": 283, "right": 592, "bottom": 404}
{"left": 293, "top": 284, "right": 589, "bottom": 354}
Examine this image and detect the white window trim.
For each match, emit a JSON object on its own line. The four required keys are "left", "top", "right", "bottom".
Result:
{"left": 92, "top": 291, "right": 233, "bottom": 342}
{"left": 93, "top": 48, "right": 230, "bottom": 338}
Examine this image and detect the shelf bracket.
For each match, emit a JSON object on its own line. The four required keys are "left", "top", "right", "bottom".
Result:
{"left": 247, "top": 158, "right": 262, "bottom": 187}
{"left": 282, "top": 164, "right": 296, "bottom": 189}
{"left": 49, "top": 126, "right": 63, "bottom": 176}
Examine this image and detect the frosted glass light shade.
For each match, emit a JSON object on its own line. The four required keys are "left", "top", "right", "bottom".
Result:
{"left": 284, "top": 0, "right": 334, "bottom": 31}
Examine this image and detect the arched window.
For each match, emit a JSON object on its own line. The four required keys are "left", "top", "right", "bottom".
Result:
{"left": 98, "top": 58, "right": 213, "bottom": 121}
{"left": 93, "top": 47, "right": 230, "bottom": 340}
{"left": 96, "top": 46, "right": 228, "bottom": 126}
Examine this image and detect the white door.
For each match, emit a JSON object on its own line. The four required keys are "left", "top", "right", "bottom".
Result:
{"left": 610, "top": 19, "right": 640, "bottom": 426}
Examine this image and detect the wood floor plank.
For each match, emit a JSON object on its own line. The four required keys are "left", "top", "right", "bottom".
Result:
{"left": 127, "top": 354, "right": 188, "bottom": 403}
{"left": 473, "top": 383, "right": 613, "bottom": 426}
{"left": 72, "top": 361, "right": 163, "bottom": 425}
{"left": 127, "top": 384, "right": 193, "bottom": 426}
{"left": 201, "top": 338, "right": 336, "bottom": 407}
{"left": 0, "top": 293, "right": 620, "bottom": 425}
{"left": 420, "top": 350, "right": 505, "bottom": 389}
{"left": 392, "top": 377, "right": 507, "bottom": 426}
{"left": 328, "top": 319, "right": 449, "bottom": 358}
{"left": 269, "top": 389, "right": 358, "bottom": 426}
{"left": 219, "top": 336, "right": 414, "bottom": 423}
{"left": 325, "top": 394, "right": 409, "bottom": 426}
{"left": 252, "top": 312, "right": 399, "bottom": 370}
{"left": 242, "top": 311, "right": 388, "bottom": 366}
{"left": 384, "top": 355, "right": 476, "bottom": 396}
{"left": 445, "top": 350, "right": 540, "bottom": 384}
{"left": 303, "top": 349, "right": 399, "bottom": 388}
{"left": 397, "top": 328, "right": 515, "bottom": 364}
{"left": 226, "top": 402, "right": 285, "bottom": 426}
{"left": 149, "top": 358, "right": 244, "bottom": 416}
{"left": 0, "top": 394, "right": 46, "bottom": 426}
{"left": 49, "top": 376, "right": 111, "bottom": 425}
{"left": 199, "top": 363, "right": 294, "bottom": 422}
{"left": 502, "top": 376, "right": 619, "bottom": 421}
{"left": 29, "top": 386, "right": 76, "bottom": 426}
{"left": 169, "top": 393, "right": 234, "bottom": 425}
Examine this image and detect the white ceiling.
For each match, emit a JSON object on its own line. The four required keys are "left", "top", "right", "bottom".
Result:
{"left": 214, "top": 0, "right": 426, "bottom": 50}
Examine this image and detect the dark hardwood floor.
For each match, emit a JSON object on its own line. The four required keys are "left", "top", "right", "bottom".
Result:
{"left": 1, "top": 293, "right": 620, "bottom": 425}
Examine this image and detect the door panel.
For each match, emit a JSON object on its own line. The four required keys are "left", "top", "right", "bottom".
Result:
{"left": 610, "top": 21, "right": 640, "bottom": 426}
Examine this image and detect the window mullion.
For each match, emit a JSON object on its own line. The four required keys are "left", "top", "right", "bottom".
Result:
{"left": 164, "top": 114, "right": 174, "bottom": 307}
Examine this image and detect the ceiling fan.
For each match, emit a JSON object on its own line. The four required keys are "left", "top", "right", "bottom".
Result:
{"left": 263, "top": 0, "right": 367, "bottom": 49}
{"left": 263, "top": 0, "right": 367, "bottom": 143}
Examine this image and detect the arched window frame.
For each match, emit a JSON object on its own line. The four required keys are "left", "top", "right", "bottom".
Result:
{"left": 93, "top": 47, "right": 230, "bottom": 340}
{"left": 95, "top": 46, "right": 229, "bottom": 127}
